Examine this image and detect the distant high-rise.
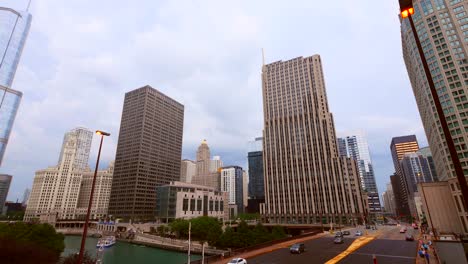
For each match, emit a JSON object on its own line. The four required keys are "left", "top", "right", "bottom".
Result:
{"left": 338, "top": 133, "right": 381, "bottom": 215}
{"left": 21, "top": 188, "right": 30, "bottom": 206}
{"left": 262, "top": 55, "right": 365, "bottom": 224}
{"left": 180, "top": 159, "right": 196, "bottom": 183}
{"left": 390, "top": 135, "right": 419, "bottom": 217}
{"left": 0, "top": 7, "right": 32, "bottom": 165}
{"left": 24, "top": 128, "right": 94, "bottom": 221}
{"left": 191, "top": 140, "right": 222, "bottom": 190}
{"left": 220, "top": 166, "right": 244, "bottom": 215}
{"left": 0, "top": 174, "right": 12, "bottom": 213}
{"left": 108, "top": 86, "right": 184, "bottom": 220}
{"left": 382, "top": 183, "right": 396, "bottom": 216}
{"left": 247, "top": 137, "right": 264, "bottom": 213}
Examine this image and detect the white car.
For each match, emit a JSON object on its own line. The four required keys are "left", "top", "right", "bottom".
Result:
{"left": 228, "top": 258, "right": 247, "bottom": 264}
{"left": 355, "top": 230, "right": 363, "bottom": 236}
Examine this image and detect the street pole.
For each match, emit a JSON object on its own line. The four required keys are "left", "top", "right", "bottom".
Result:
{"left": 77, "top": 131, "right": 109, "bottom": 264}
{"left": 187, "top": 221, "right": 191, "bottom": 264}
{"left": 402, "top": 2, "right": 468, "bottom": 213}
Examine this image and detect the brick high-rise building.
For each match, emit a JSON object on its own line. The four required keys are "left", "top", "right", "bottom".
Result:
{"left": 108, "top": 86, "right": 184, "bottom": 220}
{"left": 261, "top": 55, "right": 365, "bottom": 224}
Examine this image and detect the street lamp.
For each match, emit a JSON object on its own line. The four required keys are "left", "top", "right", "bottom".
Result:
{"left": 77, "top": 130, "right": 110, "bottom": 264}
{"left": 398, "top": 0, "right": 468, "bottom": 212}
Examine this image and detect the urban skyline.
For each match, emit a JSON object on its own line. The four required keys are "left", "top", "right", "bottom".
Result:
{"left": 2, "top": 1, "right": 428, "bottom": 206}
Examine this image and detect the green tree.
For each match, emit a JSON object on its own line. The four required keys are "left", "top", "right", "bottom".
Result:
{"left": 169, "top": 219, "right": 189, "bottom": 238}
{"left": 271, "top": 225, "right": 286, "bottom": 240}
{"left": 191, "top": 216, "right": 222, "bottom": 245}
{"left": 61, "top": 251, "right": 96, "bottom": 264}
{"left": 0, "top": 222, "right": 65, "bottom": 263}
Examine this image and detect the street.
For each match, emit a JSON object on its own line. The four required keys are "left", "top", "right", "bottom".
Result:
{"left": 247, "top": 225, "right": 417, "bottom": 264}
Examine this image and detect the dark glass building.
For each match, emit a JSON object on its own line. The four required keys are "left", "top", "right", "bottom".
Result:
{"left": 247, "top": 137, "right": 264, "bottom": 213}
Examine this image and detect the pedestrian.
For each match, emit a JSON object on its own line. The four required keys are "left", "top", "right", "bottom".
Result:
{"left": 419, "top": 249, "right": 425, "bottom": 258}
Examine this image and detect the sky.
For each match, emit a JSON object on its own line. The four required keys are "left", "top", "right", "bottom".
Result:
{"left": 3, "top": 0, "right": 427, "bottom": 202}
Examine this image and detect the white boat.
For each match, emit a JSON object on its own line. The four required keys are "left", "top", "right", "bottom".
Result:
{"left": 96, "top": 236, "right": 116, "bottom": 248}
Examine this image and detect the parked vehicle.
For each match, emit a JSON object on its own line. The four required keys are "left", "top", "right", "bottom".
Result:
{"left": 343, "top": 231, "right": 350, "bottom": 236}
{"left": 334, "top": 236, "right": 344, "bottom": 244}
{"left": 399, "top": 228, "right": 406, "bottom": 233}
{"left": 365, "top": 225, "right": 371, "bottom": 229}
{"left": 335, "top": 231, "right": 343, "bottom": 237}
{"left": 228, "top": 258, "right": 247, "bottom": 264}
{"left": 405, "top": 234, "right": 414, "bottom": 241}
{"left": 355, "top": 230, "right": 363, "bottom": 236}
{"left": 290, "top": 243, "right": 305, "bottom": 254}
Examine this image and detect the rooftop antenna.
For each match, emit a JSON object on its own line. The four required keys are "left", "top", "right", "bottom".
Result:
{"left": 262, "top": 48, "right": 265, "bottom": 66}
{"left": 26, "top": 0, "right": 32, "bottom": 11}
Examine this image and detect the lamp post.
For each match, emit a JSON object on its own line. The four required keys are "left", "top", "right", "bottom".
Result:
{"left": 399, "top": 0, "right": 468, "bottom": 212}
{"left": 77, "top": 130, "right": 110, "bottom": 264}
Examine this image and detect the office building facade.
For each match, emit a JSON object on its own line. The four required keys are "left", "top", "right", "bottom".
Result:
{"left": 337, "top": 133, "right": 381, "bottom": 215}
{"left": 262, "top": 55, "right": 365, "bottom": 224}
{"left": 191, "top": 140, "right": 223, "bottom": 190}
{"left": 382, "top": 183, "right": 396, "bottom": 216}
{"left": 247, "top": 137, "right": 264, "bottom": 213}
{"left": 155, "top": 181, "right": 227, "bottom": 222}
{"left": 0, "top": 7, "right": 32, "bottom": 165}
{"left": 108, "top": 86, "right": 184, "bottom": 220}
{"left": 0, "top": 174, "right": 12, "bottom": 213}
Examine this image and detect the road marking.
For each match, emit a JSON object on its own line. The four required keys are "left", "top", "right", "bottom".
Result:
{"left": 324, "top": 236, "right": 376, "bottom": 264}
{"left": 350, "top": 252, "right": 415, "bottom": 259}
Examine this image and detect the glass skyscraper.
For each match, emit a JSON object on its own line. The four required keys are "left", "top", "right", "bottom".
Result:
{"left": 338, "top": 133, "right": 382, "bottom": 215}
{"left": 0, "top": 7, "right": 32, "bottom": 165}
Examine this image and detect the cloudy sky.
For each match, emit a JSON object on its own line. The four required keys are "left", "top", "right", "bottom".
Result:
{"left": 3, "top": 0, "right": 427, "bottom": 202}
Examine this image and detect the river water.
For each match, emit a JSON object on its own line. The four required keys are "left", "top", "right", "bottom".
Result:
{"left": 63, "top": 236, "right": 201, "bottom": 264}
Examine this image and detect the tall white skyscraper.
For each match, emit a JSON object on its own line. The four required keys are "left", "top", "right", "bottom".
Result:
{"left": 180, "top": 159, "right": 196, "bottom": 183}
{"left": 24, "top": 128, "right": 96, "bottom": 221}
{"left": 0, "top": 6, "right": 32, "bottom": 165}
{"left": 338, "top": 132, "right": 382, "bottom": 215}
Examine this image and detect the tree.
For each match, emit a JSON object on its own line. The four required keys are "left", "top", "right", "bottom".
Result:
{"left": 271, "top": 226, "right": 286, "bottom": 240}
{"left": 191, "top": 216, "right": 222, "bottom": 246}
{"left": 169, "top": 219, "right": 189, "bottom": 238}
{"left": 0, "top": 222, "right": 65, "bottom": 263}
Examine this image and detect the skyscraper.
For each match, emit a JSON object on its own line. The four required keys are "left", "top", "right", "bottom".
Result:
{"left": 22, "top": 188, "right": 30, "bottom": 206}
{"left": 262, "top": 55, "right": 365, "bottom": 224}
{"left": 337, "top": 133, "right": 381, "bottom": 216}
{"left": 180, "top": 159, "right": 196, "bottom": 183}
{"left": 220, "top": 166, "right": 244, "bottom": 215}
{"left": 0, "top": 7, "right": 32, "bottom": 165}
{"left": 247, "top": 137, "right": 264, "bottom": 213}
{"left": 390, "top": 135, "right": 420, "bottom": 217}
{"left": 382, "top": 183, "right": 396, "bottom": 216}
{"left": 401, "top": 0, "right": 467, "bottom": 182}
{"left": 401, "top": 0, "right": 468, "bottom": 230}
{"left": 108, "top": 86, "right": 184, "bottom": 220}
{"left": 24, "top": 128, "right": 94, "bottom": 221}
{"left": 0, "top": 174, "right": 12, "bottom": 213}
{"left": 191, "top": 140, "right": 222, "bottom": 190}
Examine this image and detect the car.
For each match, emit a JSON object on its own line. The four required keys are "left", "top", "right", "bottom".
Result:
{"left": 228, "top": 258, "right": 247, "bottom": 264}
{"left": 405, "top": 234, "right": 414, "bottom": 241}
{"left": 371, "top": 226, "right": 376, "bottom": 230}
{"left": 365, "top": 225, "right": 371, "bottom": 229}
{"left": 290, "top": 243, "right": 305, "bottom": 254}
{"left": 343, "top": 231, "right": 351, "bottom": 236}
{"left": 334, "top": 236, "right": 344, "bottom": 244}
{"left": 399, "top": 228, "right": 406, "bottom": 233}
{"left": 335, "top": 231, "right": 343, "bottom": 237}
{"left": 355, "top": 231, "right": 363, "bottom": 236}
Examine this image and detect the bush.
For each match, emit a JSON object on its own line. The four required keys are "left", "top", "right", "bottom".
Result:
{"left": 61, "top": 251, "right": 96, "bottom": 264}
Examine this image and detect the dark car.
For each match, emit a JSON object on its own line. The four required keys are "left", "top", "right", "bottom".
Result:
{"left": 405, "top": 234, "right": 414, "bottom": 241}
{"left": 365, "top": 225, "right": 371, "bottom": 229}
{"left": 290, "top": 243, "right": 305, "bottom": 254}
{"left": 334, "top": 236, "right": 344, "bottom": 244}
{"left": 334, "top": 231, "right": 343, "bottom": 237}
{"left": 343, "top": 231, "right": 350, "bottom": 236}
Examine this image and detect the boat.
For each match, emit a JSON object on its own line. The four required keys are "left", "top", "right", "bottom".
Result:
{"left": 96, "top": 236, "right": 116, "bottom": 248}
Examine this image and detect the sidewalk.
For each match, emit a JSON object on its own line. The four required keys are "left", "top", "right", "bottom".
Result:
{"left": 415, "top": 233, "right": 439, "bottom": 264}
{"left": 211, "top": 232, "right": 327, "bottom": 264}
